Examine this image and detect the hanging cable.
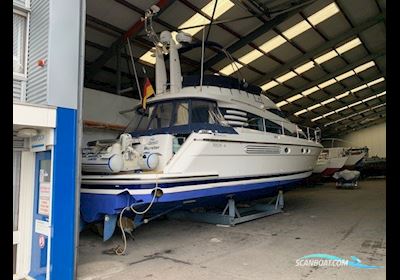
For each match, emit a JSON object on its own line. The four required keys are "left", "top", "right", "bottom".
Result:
{"left": 113, "top": 178, "right": 160, "bottom": 255}
{"left": 126, "top": 38, "right": 143, "bottom": 103}
{"left": 205, "top": 0, "right": 218, "bottom": 43}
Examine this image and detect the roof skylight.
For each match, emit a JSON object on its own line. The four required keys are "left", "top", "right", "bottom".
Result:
{"left": 219, "top": 2, "right": 341, "bottom": 76}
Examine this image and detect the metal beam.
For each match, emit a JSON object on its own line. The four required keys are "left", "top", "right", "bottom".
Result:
{"left": 291, "top": 73, "right": 386, "bottom": 123}
{"left": 276, "top": 51, "right": 386, "bottom": 102}
{"left": 85, "top": 40, "right": 154, "bottom": 70}
{"left": 326, "top": 102, "right": 386, "bottom": 128}
{"left": 85, "top": 0, "right": 175, "bottom": 82}
{"left": 327, "top": 114, "right": 386, "bottom": 137}
{"left": 321, "top": 103, "right": 386, "bottom": 135}
{"left": 199, "top": 4, "right": 310, "bottom": 73}
{"left": 85, "top": 15, "right": 204, "bottom": 71}
{"left": 252, "top": 13, "right": 385, "bottom": 86}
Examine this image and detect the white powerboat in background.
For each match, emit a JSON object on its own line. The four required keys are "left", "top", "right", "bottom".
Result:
{"left": 79, "top": 8, "right": 323, "bottom": 240}
{"left": 344, "top": 147, "right": 369, "bottom": 169}
{"left": 313, "top": 147, "right": 349, "bottom": 177}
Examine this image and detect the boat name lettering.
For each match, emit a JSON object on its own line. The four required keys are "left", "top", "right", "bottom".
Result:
{"left": 144, "top": 146, "right": 160, "bottom": 150}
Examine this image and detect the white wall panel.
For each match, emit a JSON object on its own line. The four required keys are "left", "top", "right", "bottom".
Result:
{"left": 342, "top": 122, "right": 386, "bottom": 157}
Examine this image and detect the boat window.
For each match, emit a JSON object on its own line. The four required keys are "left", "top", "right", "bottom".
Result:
{"left": 126, "top": 99, "right": 226, "bottom": 133}
{"left": 125, "top": 106, "right": 155, "bottom": 133}
{"left": 191, "top": 100, "right": 220, "bottom": 124}
{"left": 247, "top": 114, "right": 264, "bottom": 131}
{"left": 148, "top": 102, "right": 174, "bottom": 129}
{"left": 172, "top": 101, "right": 189, "bottom": 126}
{"left": 264, "top": 118, "right": 283, "bottom": 134}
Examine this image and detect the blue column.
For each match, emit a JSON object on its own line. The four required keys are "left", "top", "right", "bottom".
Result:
{"left": 50, "top": 107, "right": 77, "bottom": 279}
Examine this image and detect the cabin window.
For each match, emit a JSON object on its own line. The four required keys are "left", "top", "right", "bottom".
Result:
{"left": 191, "top": 100, "right": 220, "bottom": 124}
{"left": 264, "top": 119, "right": 283, "bottom": 134}
{"left": 247, "top": 114, "right": 264, "bottom": 131}
{"left": 172, "top": 101, "right": 189, "bottom": 126}
{"left": 148, "top": 102, "right": 174, "bottom": 129}
{"left": 126, "top": 99, "right": 225, "bottom": 133}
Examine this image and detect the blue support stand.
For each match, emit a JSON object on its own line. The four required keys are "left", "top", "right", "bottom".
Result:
{"left": 168, "top": 191, "right": 284, "bottom": 226}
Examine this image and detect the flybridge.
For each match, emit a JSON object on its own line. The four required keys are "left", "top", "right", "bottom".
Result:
{"left": 182, "top": 75, "right": 263, "bottom": 96}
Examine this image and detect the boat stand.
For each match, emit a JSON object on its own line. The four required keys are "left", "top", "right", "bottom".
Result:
{"left": 168, "top": 191, "right": 284, "bottom": 226}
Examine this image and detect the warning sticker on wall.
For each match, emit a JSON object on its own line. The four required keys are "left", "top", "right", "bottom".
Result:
{"left": 38, "top": 181, "right": 51, "bottom": 216}
{"left": 39, "top": 234, "right": 46, "bottom": 249}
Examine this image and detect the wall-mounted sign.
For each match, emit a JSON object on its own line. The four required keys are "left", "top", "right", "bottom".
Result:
{"left": 35, "top": 219, "right": 50, "bottom": 236}
{"left": 30, "top": 129, "right": 54, "bottom": 152}
{"left": 38, "top": 181, "right": 51, "bottom": 216}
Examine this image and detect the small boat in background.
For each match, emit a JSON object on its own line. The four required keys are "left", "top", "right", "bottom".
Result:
{"left": 313, "top": 147, "right": 349, "bottom": 177}
{"left": 344, "top": 147, "right": 369, "bottom": 169}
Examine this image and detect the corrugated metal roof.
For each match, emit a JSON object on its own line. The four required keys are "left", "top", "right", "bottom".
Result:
{"left": 84, "top": 0, "right": 386, "bottom": 136}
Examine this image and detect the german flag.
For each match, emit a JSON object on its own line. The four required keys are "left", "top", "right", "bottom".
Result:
{"left": 142, "top": 78, "right": 155, "bottom": 109}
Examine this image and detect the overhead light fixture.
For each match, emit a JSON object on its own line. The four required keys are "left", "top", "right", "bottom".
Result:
{"left": 261, "top": 80, "right": 279, "bottom": 91}
{"left": 362, "top": 95, "right": 377, "bottom": 102}
{"left": 335, "top": 106, "right": 347, "bottom": 113}
{"left": 324, "top": 103, "right": 386, "bottom": 127}
{"left": 260, "top": 36, "right": 363, "bottom": 90}
{"left": 179, "top": 0, "right": 235, "bottom": 36}
{"left": 282, "top": 61, "right": 376, "bottom": 105}
{"left": 295, "top": 109, "right": 308, "bottom": 116}
{"left": 276, "top": 100, "right": 289, "bottom": 107}
{"left": 350, "top": 84, "right": 368, "bottom": 93}
{"left": 348, "top": 100, "right": 363, "bottom": 107}
{"left": 294, "top": 61, "right": 315, "bottom": 74}
{"left": 219, "top": 61, "right": 243, "bottom": 75}
{"left": 238, "top": 50, "right": 264, "bottom": 65}
{"left": 354, "top": 61, "right": 375, "bottom": 73}
{"left": 139, "top": 49, "right": 156, "bottom": 64}
{"left": 318, "top": 78, "right": 336, "bottom": 88}
{"left": 336, "top": 70, "right": 354, "bottom": 81}
{"left": 336, "top": 38, "right": 362, "bottom": 54}
{"left": 311, "top": 116, "right": 323, "bottom": 122}
{"left": 276, "top": 71, "right": 297, "bottom": 83}
{"left": 142, "top": 0, "right": 234, "bottom": 65}
{"left": 308, "top": 2, "right": 340, "bottom": 26}
{"left": 323, "top": 111, "right": 335, "bottom": 117}
{"left": 335, "top": 91, "right": 350, "bottom": 99}
{"left": 367, "top": 77, "right": 385, "bottom": 86}
{"left": 287, "top": 94, "right": 303, "bottom": 103}
{"left": 282, "top": 20, "right": 312, "bottom": 39}
{"left": 317, "top": 90, "right": 386, "bottom": 120}
{"left": 308, "top": 103, "right": 322, "bottom": 111}
{"left": 302, "top": 86, "right": 319, "bottom": 96}
{"left": 219, "top": 2, "right": 342, "bottom": 77}
{"left": 259, "top": 35, "right": 287, "bottom": 53}
{"left": 321, "top": 97, "right": 336, "bottom": 105}
{"left": 314, "top": 50, "right": 337, "bottom": 64}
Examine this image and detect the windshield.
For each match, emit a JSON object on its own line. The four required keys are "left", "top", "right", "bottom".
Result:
{"left": 124, "top": 99, "right": 226, "bottom": 133}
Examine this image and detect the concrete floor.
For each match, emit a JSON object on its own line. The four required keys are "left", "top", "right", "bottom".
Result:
{"left": 77, "top": 179, "right": 386, "bottom": 280}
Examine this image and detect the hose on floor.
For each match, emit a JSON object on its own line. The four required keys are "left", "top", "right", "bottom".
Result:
{"left": 114, "top": 179, "right": 160, "bottom": 255}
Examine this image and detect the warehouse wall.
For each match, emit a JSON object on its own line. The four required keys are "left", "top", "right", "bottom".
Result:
{"left": 342, "top": 122, "right": 386, "bottom": 158}
{"left": 82, "top": 88, "right": 139, "bottom": 146}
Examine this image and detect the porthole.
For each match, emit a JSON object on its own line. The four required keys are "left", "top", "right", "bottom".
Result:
{"left": 284, "top": 147, "right": 290, "bottom": 154}
{"left": 307, "top": 149, "right": 311, "bottom": 154}
{"left": 301, "top": 148, "right": 305, "bottom": 154}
